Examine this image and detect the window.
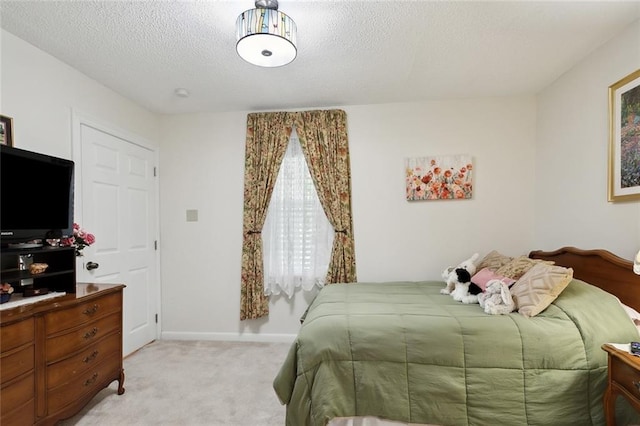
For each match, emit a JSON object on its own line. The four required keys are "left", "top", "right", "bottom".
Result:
{"left": 262, "top": 128, "right": 334, "bottom": 298}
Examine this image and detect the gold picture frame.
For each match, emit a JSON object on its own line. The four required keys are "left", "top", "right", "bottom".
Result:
{"left": 608, "top": 69, "right": 640, "bottom": 202}
{"left": 0, "top": 115, "right": 13, "bottom": 147}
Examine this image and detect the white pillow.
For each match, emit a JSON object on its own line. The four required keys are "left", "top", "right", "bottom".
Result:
{"left": 618, "top": 299, "right": 640, "bottom": 336}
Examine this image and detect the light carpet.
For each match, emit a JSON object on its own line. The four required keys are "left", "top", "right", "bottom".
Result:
{"left": 59, "top": 340, "right": 291, "bottom": 426}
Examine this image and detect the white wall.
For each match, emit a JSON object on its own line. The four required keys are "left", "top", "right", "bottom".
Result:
{"left": 535, "top": 20, "right": 640, "bottom": 260}
{"left": 0, "top": 30, "right": 159, "bottom": 160}
{"left": 158, "top": 97, "right": 537, "bottom": 338}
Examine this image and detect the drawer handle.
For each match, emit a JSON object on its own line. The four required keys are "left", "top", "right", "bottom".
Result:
{"left": 84, "top": 373, "right": 99, "bottom": 386}
{"left": 83, "top": 327, "right": 98, "bottom": 340}
{"left": 83, "top": 350, "right": 99, "bottom": 363}
{"left": 634, "top": 381, "right": 640, "bottom": 393}
{"left": 83, "top": 304, "right": 99, "bottom": 316}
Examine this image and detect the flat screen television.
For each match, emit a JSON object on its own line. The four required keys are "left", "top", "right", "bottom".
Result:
{"left": 0, "top": 145, "right": 74, "bottom": 246}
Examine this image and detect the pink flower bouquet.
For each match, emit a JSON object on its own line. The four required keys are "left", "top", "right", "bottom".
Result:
{"left": 61, "top": 223, "right": 96, "bottom": 257}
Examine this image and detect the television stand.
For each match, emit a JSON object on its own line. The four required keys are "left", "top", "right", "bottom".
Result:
{"left": 0, "top": 246, "right": 76, "bottom": 294}
{"left": 7, "top": 242, "right": 43, "bottom": 249}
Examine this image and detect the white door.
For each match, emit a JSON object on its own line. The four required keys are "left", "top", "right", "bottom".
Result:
{"left": 73, "top": 114, "right": 159, "bottom": 356}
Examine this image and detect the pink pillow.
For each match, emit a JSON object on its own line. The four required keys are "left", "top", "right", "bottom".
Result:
{"left": 471, "top": 268, "right": 516, "bottom": 291}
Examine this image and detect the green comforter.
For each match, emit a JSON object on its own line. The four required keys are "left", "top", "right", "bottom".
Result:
{"left": 274, "top": 280, "right": 640, "bottom": 426}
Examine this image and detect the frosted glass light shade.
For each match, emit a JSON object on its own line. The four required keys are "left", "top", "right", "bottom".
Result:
{"left": 236, "top": 8, "right": 297, "bottom": 67}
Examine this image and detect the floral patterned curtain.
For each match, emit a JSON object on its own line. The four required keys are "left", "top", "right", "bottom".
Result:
{"left": 240, "top": 109, "right": 357, "bottom": 320}
{"left": 240, "top": 112, "right": 295, "bottom": 320}
{"left": 295, "top": 110, "right": 357, "bottom": 284}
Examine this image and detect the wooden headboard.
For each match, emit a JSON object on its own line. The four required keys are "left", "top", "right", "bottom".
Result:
{"left": 529, "top": 247, "right": 640, "bottom": 312}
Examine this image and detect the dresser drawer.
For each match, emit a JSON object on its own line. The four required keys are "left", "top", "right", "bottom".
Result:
{"left": 47, "top": 331, "right": 121, "bottom": 389}
{"left": 45, "top": 292, "right": 121, "bottom": 335}
{"left": 47, "top": 353, "right": 121, "bottom": 414}
{"left": 611, "top": 354, "right": 640, "bottom": 400}
{"left": 0, "top": 318, "right": 34, "bottom": 353}
{"left": 46, "top": 313, "right": 121, "bottom": 362}
{"left": 0, "top": 344, "right": 34, "bottom": 383}
{"left": 1, "top": 396, "right": 34, "bottom": 426}
{"left": 0, "top": 371, "right": 34, "bottom": 418}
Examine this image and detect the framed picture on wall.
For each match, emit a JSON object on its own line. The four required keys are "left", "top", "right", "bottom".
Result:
{"left": 608, "top": 69, "right": 640, "bottom": 202}
{"left": 405, "top": 155, "right": 473, "bottom": 201}
{"left": 0, "top": 115, "right": 13, "bottom": 147}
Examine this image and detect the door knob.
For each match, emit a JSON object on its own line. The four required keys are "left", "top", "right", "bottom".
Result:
{"left": 86, "top": 261, "right": 100, "bottom": 271}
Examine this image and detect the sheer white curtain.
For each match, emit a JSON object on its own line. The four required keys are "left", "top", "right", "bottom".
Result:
{"left": 263, "top": 128, "right": 334, "bottom": 298}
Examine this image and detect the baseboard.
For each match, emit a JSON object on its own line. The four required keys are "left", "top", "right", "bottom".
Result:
{"left": 160, "top": 331, "right": 296, "bottom": 343}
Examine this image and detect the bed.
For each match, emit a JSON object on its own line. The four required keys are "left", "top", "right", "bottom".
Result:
{"left": 273, "top": 247, "right": 640, "bottom": 426}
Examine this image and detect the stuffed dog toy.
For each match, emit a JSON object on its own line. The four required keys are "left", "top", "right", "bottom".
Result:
{"left": 450, "top": 268, "right": 483, "bottom": 304}
{"left": 440, "top": 253, "right": 480, "bottom": 295}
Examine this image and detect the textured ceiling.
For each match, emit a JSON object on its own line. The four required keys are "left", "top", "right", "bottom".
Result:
{"left": 1, "top": 1, "right": 639, "bottom": 115}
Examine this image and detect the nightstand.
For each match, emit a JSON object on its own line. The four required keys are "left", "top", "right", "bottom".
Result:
{"left": 602, "top": 344, "right": 640, "bottom": 426}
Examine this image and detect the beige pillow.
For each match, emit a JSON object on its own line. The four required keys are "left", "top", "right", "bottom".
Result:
{"left": 476, "top": 250, "right": 513, "bottom": 272}
{"left": 510, "top": 263, "right": 573, "bottom": 317}
{"left": 495, "top": 256, "right": 554, "bottom": 281}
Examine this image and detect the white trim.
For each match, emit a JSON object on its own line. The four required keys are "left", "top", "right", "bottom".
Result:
{"left": 160, "top": 331, "right": 296, "bottom": 344}
{"left": 71, "top": 109, "right": 156, "bottom": 152}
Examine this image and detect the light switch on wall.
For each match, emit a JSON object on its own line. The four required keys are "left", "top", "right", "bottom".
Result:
{"left": 186, "top": 209, "right": 198, "bottom": 222}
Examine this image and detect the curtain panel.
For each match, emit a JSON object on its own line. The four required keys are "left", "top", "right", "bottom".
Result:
{"left": 295, "top": 110, "right": 357, "bottom": 285}
{"left": 240, "top": 109, "right": 357, "bottom": 320}
{"left": 240, "top": 112, "right": 295, "bottom": 321}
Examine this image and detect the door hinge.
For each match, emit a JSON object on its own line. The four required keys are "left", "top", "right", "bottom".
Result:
{"left": 154, "top": 240, "right": 158, "bottom": 250}
{"left": 153, "top": 166, "right": 157, "bottom": 177}
{"left": 155, "top": 314, "right": 158, "bottom": 323}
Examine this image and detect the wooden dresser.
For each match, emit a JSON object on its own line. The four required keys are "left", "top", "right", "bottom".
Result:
{"left": 0, "top": 283, "right": 125, "bottom": 425}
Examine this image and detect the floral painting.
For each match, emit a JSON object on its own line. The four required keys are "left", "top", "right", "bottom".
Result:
{"left": 609, "top": 69, "right": 640, "bottom": 202}
{"left": 405, "top": 155, "right": 473, "bottom": 201}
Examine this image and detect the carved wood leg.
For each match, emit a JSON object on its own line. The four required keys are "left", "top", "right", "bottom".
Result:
{"left": 603, "top": 386, "right": 616, "bottom": 426}
{"left": 117, "top": 368, "right": 126, "bottom": 395}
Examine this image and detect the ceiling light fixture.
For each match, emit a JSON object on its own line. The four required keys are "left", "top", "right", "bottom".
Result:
{"left": 236, "top": 0, "right": 297, "bottom": 67}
